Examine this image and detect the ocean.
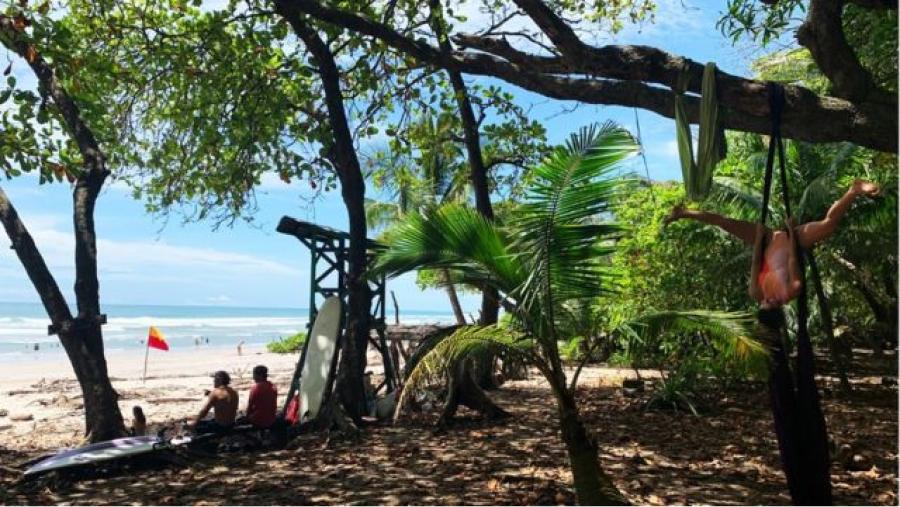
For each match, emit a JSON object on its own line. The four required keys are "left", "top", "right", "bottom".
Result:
{"left": 0, "top": 301, "right": 456, "bottom": 361}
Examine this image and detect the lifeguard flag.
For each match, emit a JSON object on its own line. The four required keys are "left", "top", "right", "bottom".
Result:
{"left": 147, "top": 327, "right": 169, "bottom": 351}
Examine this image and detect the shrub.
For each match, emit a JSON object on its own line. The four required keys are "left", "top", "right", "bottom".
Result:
{"left": 266, "top": 332, "right": 307, "bottom": 354}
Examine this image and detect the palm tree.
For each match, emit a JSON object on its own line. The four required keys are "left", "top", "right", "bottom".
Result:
{"left": 366, "top": 114, "right": 470, "bottom": 324}
{"left": 374, "top": 123, "right": 635, "bottom": 504}
{"left": 376, "top": 123, "right": 766, "bottom": 503}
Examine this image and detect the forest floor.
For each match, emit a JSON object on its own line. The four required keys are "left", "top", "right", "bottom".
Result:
{"left": 0, "top": 349, "right": 896, "bottom": 505}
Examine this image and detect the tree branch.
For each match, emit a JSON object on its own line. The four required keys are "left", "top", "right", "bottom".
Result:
{"left": 0, "top": 14, "right": 109, "bottom": 319}
{"left": 511, "top": 0, "right": 589, "bottom": 58}
{"left": 279, "top": 0, "right": 897, "bottom": 152}
{"left": 796, "top": 0, "right": 894, "bottom": 104}
{"left": 0, "top": 186, "right": 73, "bottom": 330}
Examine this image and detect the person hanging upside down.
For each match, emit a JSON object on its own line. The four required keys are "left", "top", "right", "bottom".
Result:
{"left": 664, "top": 179, "right": 879, "bottom": 309}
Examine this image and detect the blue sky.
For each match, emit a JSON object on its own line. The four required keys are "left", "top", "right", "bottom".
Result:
{"left": 0, "top": 0, "right": 768, "bottom": 312}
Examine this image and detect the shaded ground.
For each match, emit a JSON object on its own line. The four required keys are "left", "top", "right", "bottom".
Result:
{"left": 0, "top": 352, "right": 896, "bottom": 505}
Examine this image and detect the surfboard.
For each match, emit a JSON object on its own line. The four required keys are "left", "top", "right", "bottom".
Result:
{"left": 24, "top": 436, "right": 164, "bottom": 476}
{"left": 298, "top": 296, "right": 342, "bottom": 422}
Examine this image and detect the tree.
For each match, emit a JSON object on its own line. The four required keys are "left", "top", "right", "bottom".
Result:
{"left": 0, "top": 10, "right": 125, "bottom": 441}
{"left": 376, "top": 123, "right": 636, "bottom": 504}
{"left": 59, "top": 0, "right": 413, "bottom": 422}
{"left": 367, "top": 113, "right": 473, "bottom": 324}
{"left": 274, "top": 0, "right": 896, "bottom": 151}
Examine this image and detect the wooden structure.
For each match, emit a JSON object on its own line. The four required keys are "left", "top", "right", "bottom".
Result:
{"left": 276, "top": 216, "right": 400, "bottom": 399}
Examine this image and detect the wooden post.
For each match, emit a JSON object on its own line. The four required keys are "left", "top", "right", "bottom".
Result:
{"left": 390, "top": 290, "right": 399, "bottom": 325}
{"left": 142, "top": 336, "right": 150, "bottom": 383}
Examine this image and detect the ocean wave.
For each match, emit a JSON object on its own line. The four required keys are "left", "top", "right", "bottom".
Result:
{"left": 0, "top": 309, "right": 457, "bottom": 345}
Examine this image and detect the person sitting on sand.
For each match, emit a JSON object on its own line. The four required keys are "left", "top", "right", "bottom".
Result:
{"left": 664, "top": 179, "right": 880, "bottom": 309}
{"left": 240, "top": 365, "right": 277, "bottom": 429}
{"left": 192, "top": 370, "right": 238, "bottom": 434}
{"left": 131, "top": 406, "right": 147, "bottom": 436}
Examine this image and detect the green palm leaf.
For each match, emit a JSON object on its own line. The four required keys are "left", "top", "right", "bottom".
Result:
{"left": 618, "top": 310, "right": 767, "bottom": 375}
{"left": 513, "top": 123, "right": 638, "bottom": 315}
{"left": 396, "top": 325, "right": 532, "bottom": 414}
{"left": 372, "top": 204, "right": 523, "bottom": 292}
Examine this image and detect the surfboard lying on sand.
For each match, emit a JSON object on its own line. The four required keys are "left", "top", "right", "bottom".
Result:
{"left": 297, "top": 296, "right": 342, "bottom": 422}
{"left": 25, "top": 436, "right": 164, "bottom": 476}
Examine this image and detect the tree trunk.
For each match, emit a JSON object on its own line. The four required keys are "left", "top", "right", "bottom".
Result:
{"left": 281, "top": 9, "right": 371, "bottom": 422}
{"left": 60, "top": 325, "right": 126, "bottom": 440}
{"left": 806, "top": 252, "right": 851, "bottom": 392}
{"left": 832, "top": 253, "right": 895, "bottom": 355}
{"left": 555, "top": 388, "right": 627, "bottom": 505}
{"left": 338, "top": 192, "right": 371, "bottom": 421}
{"left": 0, "top": 28, "right": 126, "bottom": 441}
{"left": 441, "top": 268, "right": 466, "bottom": 325}
{"left": 438, "top": 358, "right": 509, "bottom": 427}
{"left": 428, "top": 0, "right": 500, "bottom": 326}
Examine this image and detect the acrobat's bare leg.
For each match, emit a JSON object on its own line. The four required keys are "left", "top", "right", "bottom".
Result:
{"left": 796, "top": 179, "right": 880, "bottom": 248}
{"left": 664, "top": 204, "right": 760, "bottom": 245}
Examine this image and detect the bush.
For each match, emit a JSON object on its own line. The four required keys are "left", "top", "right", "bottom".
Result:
{"left": 266, "top": 332, "right": 307, "bottom": 354}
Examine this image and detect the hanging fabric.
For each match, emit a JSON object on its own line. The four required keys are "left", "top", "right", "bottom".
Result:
{"left": 673, "top": 61, "right": 727, "bottom": 201}
{"left": 756, "top": 82, "right": 833, "bottom": 506}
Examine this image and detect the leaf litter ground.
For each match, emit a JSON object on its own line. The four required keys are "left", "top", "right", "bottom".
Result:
{"left": 0, "top": 352, "right": 895, "bottom": 505}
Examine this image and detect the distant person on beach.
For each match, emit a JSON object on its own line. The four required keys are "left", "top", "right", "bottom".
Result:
{"left": 237, "top": 340, "right": 245, "bottom": 356}
{"left": 239, "top": 365, "right": 277, "bottom": 429}
{"left": 191, "top": 370, "right": 238, "bottom": 434}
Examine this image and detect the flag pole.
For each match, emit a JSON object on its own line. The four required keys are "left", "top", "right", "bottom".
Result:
{"left": 142, "top": 330, "right": 150, "bottom": 383}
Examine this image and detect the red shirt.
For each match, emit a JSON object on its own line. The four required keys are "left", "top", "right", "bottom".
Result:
{"left": 247, "top": 380, "right": 277, "bottom": 428}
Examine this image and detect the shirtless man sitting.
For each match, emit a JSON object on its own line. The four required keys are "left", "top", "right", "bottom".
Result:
{"left": 664, "top": 179, "right": 880, "bottom": 309}
{"left": 192, "top": 370, "right": 238, "bottom": 434}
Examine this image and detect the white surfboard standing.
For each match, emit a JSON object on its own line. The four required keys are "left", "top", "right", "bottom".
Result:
{"left": 25, "top": 298, "right": 343, "bottom": 477}
{"left": 296, "top": 296, "right": 342, "bottom": 422}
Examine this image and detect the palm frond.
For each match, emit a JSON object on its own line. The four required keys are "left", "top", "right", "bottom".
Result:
{"left": 372, "top": 204, "right": 523, "bottom": 291}
{"left": 365, "top": 198, "right": 401, "bottom": 231}
{"left": 513, "top": 123, "right": 638, "bottom": 314}
{"left": 710, "top": 176, "right": 763, "bottom": 214}
{"left": 397, "top": 325, "right": 532, "bottom": 414}
{"left": 618, "top": 310, "right": 767, "bottom": 375}
{"left": 795, "top": 144, "right": 854, "bottom": 222}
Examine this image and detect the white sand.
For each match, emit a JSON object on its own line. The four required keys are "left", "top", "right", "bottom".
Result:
{"left": 0, "top": 345, "right": 386, "bottom": 451}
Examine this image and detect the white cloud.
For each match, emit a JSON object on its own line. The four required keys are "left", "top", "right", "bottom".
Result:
{"left": 0, "top": 214, "right": 303, "bottom": 291}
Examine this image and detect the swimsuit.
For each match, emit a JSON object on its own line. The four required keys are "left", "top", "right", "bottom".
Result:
{"left": 758, "top": 257, "right": 770, "bottom": 287}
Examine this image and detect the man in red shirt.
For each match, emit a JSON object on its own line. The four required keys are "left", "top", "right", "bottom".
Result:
{"left": 245, "top": 365, "right": 277, "bottom": 429}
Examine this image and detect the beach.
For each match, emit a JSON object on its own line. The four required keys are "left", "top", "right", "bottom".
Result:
{"left": 0, "top": 344, "right": 387, "bottom": 451}
{"left": 0, "top": 302, "right": 457, "bottom": 451}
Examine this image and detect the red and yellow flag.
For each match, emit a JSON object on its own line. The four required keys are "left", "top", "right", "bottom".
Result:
{"left": 147, "top": 326, "right": 169, "bottom": 351}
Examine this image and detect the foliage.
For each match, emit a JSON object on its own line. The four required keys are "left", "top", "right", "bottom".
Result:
{"left": 842, "top": 4, "right": 898, "bottom": 92}
{"left": 266, "top": 331, "right": 307, "bottom": 354}
{"left": 605, "top": 182, "right": 752, "bottom": 321}
{"left": 377, "top": 122, "right": 638, "bottom": 410}
{"left": 397, "top": 325, "right": 531, "bottom": 410}
{"left": 716, "top": 0, "right": 802, "bottom": 45}
{"left": 717, "top": 0, "right": 897, "bottom": 94}
{"left": 617, "top": 310, "right": 766, "bottom": 407}
{"left": 751, "top": 48, "right": 831, "bottom": 95}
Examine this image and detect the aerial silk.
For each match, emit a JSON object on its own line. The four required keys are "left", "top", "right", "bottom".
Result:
{"left": 756, "top": 82, "right": 832, "bottom": 506}
{"left": 673, "top": 61, "right": 727, "bottom": 201}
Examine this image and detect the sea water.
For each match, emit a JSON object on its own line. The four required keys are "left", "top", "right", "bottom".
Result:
{"left": 0, "top": 301, "right": 455, "bottom": 361}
